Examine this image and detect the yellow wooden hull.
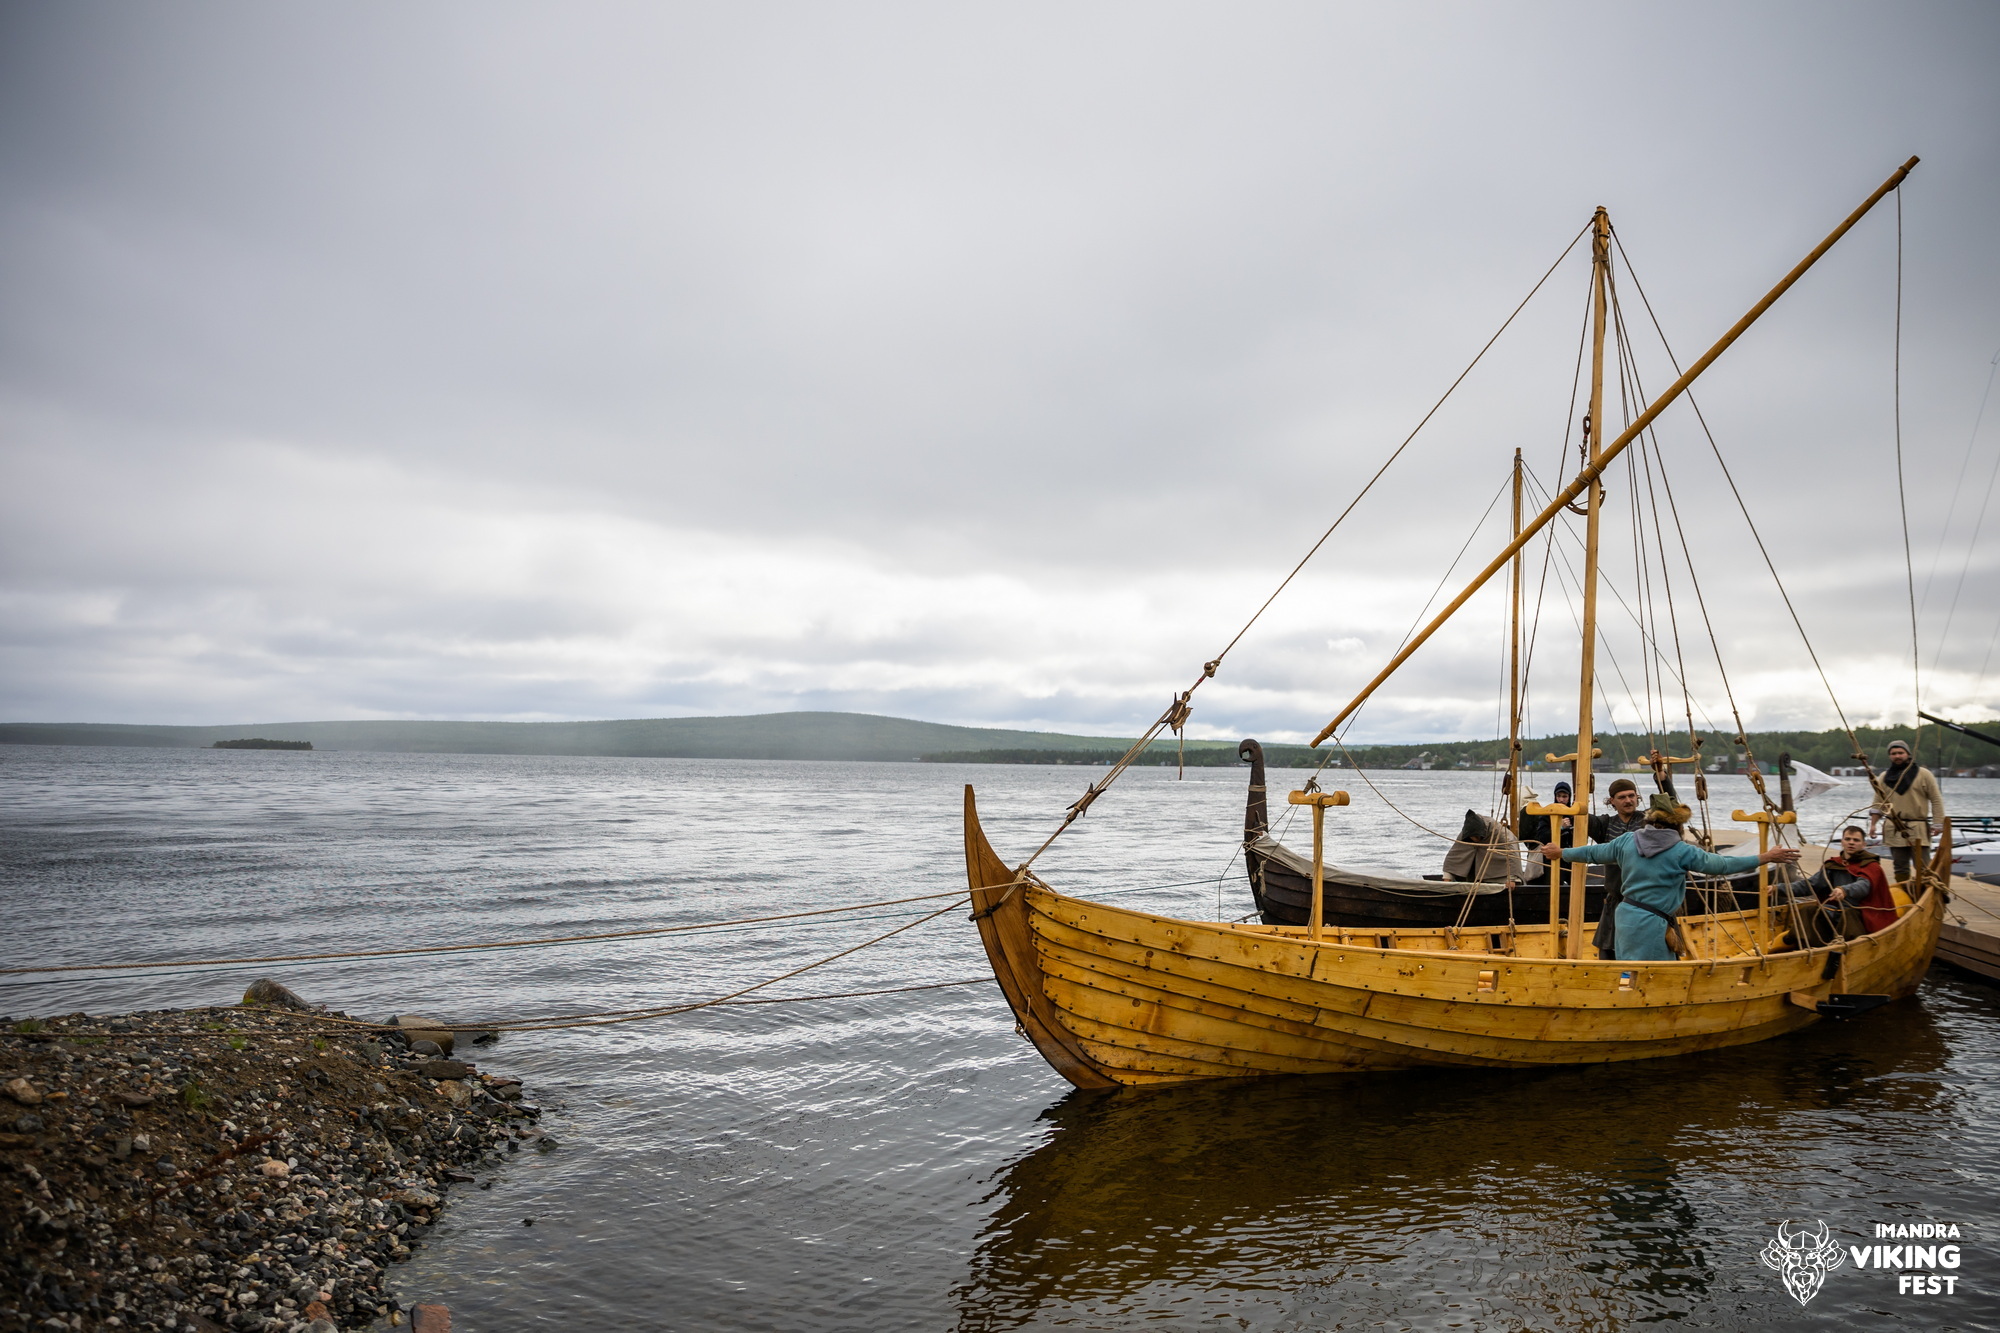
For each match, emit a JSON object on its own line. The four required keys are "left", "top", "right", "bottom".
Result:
{"left": 964, "top": 786, "right": 1945, "bottom": 1089}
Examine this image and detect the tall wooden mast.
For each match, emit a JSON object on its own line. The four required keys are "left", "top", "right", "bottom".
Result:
{"left": 1565, "top": 207, "right": 1612, "bottom": 957}
{"left": 1310, "top": 158, "right": 1918, "bottom": 751}
{"left": 1507, "top": 448, "right": 1524, "bottom": 833}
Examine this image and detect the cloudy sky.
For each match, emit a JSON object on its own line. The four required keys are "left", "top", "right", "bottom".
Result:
{"left": 3, "top": 2, "right": 1997, "bottom": 743}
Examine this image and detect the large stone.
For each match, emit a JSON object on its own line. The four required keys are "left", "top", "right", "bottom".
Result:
{"left": 394, "top": 1016, "right": 454, "bottom": 1055}
{"left": 3, "top": 1076, "right": 42, "bottom": 1105}
{"left": 411, "top": 1303, "right": 452, "bottom": 1332}
{"left": 241, "top": 978, "right": 316, "bottom": 1012}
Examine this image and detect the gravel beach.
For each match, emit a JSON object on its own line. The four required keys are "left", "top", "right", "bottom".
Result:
{"left": 1, "top": 999, "right": 547, "bottom": 1332}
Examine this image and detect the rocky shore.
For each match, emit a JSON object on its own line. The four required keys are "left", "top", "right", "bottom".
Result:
{"left": 1, "top": 997, "right": 549, "bottom": 1332}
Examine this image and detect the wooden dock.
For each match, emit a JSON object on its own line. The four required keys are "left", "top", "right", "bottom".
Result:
{"left": 1938, "top": 876, "right": 2000, "bottom": 983}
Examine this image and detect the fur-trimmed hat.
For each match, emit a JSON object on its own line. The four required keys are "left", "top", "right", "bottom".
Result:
{"left": 1643, "top": 792, "right": 1692, "bottom": 827}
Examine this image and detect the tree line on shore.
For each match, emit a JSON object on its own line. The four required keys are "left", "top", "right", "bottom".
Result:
{"left": 922, "top": 721, "right": 2000, "bottom": 773}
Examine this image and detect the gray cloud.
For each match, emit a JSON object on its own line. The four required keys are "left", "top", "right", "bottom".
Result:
{"left": 3, "top": 1, "right": 1997, "bottom": 739}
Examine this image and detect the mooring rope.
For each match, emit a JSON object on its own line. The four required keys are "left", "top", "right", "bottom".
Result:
{"left": 0, "top": 873, "right": 1232, "bottom": 984}
{"left": 0, "top": 979, "right": 998, "bottom": 1044}
{"left": 2, "top": 901, "right": 969, "bottom": 1040}
{"left": 0, "top": 890, "right": 971, "bottom": 977}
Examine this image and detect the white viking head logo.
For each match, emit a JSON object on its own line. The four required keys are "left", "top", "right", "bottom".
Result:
{"left": 1759, "top": 1219, "right": 1845, "bottom": 1306}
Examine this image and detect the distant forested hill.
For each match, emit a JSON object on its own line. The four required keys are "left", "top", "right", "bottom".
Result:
{"left": 0, "top": 712, "right": 1233, "bottom": 762}
{"left": 2, "top": 712, "right": 1993, "bottom": 771}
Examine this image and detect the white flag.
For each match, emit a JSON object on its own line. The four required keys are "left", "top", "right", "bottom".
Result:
{"left": 1787, "top": 760, "right": 1844, "bottom": 802}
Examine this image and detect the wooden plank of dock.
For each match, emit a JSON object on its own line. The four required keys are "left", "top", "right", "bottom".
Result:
{"left": 1939, "top": 876, "right": 2000, "bottom": 983}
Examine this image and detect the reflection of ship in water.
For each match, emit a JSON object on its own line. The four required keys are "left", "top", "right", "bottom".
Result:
{"left": 954, "top": 1000, "right": 1953, "bottom": 1331}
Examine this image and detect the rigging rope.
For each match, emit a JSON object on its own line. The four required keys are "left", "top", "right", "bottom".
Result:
{"left": 1610, "top": 226, "right": 1912, "bottom": 848}
{"left": 1519, "top": 466, "right": 1723, "bottom": 740}
{"left": 1388, "top": 473, "right": 1515, "bottom": 661}
{"left": 1270, "top": 460, "right": 1533, "bottom": 850}
{"left": 1211, "top": 220, "right": 1595, "bottom": 672}
{"left": 1894, "top": 189, "right": 1922, "bottom": 747}
{"left": 1326, "top": 736, "right": 1463, "bottom": 844}
{"left": 1602, "top": 261, "right": 1728, "bottom": 828}
{"left": 1015, "top": 222, "right": 1595, "bottom": 873}
{"left": 1641, "top": 440, "right": 1716, "bottom": 839}
{"left": 1923, "top": 348, "right": 2000, "bottom": 685}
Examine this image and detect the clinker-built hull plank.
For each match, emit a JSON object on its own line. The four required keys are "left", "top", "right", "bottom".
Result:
{"left": 1041, "top": 942, "right": 1820, "bottom": 1074}
{"left": 1037, "top": 898, "right": 1820, "bottom": 1064}
{"left": 962, "top": 786, "right": 1945, "bottom": 1088}
{"left": 1040, "top": 891, "right": 1855, "bottom": 1035}
{"left": 1037, "top": 952, "right": 1445, "bottom": 1071}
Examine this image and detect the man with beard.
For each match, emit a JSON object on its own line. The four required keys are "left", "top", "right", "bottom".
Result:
{"left": 1523, "top": 772, "right": 1681, "bottom": 959}
{"left": 1868, "top": 738, "right": 1945, "bottom": 883}
{"left": 1587, "top": 777, "right": 1650, "bottom": 960}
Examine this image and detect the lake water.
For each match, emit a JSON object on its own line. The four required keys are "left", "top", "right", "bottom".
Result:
{"left": 2, "top": 744, "right": 1996, "bottom": 1331}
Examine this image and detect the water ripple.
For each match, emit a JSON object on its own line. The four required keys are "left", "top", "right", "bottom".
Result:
{"left": 2, "top": 746, "right": 1996, "bottom": 1331}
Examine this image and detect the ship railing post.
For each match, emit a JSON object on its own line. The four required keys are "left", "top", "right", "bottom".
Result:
{"left": 1288, "top": 790, "right": 1351, "bottom": 942}
{"left": 1732, "top": 809, "right": 1796, "bottom": 949}
{"left": 1313, "top": 804, "right": 1324, "bottom": 941}
{"left": 1523, "top": 796, "right": 1587, "bottom": 957}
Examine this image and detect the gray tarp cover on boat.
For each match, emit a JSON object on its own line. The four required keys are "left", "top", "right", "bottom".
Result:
{"left": 1440, "top": 809, "right": 1525, "bottom": 883}
{"left": 1248, "top": 835, "right": 1505, "bottom": 898}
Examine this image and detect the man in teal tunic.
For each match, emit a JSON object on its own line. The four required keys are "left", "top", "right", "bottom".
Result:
{"left": 1560, "top": 795, "right": 1800, "bottom": 961}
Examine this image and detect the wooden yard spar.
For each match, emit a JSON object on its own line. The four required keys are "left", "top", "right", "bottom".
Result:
{"left": 966, "top": 160, "right": 1942, "bottom": 1087}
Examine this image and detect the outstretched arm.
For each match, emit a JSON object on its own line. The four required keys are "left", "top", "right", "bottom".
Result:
{"left": 1684, "top": 849, "right": 1761, "bottom": 877}
{"left": 1559, "top": 841, "right": 1620, "bottom": 865}
{"left": 1684, "top": 847, "right": 1794, "bottom": 877}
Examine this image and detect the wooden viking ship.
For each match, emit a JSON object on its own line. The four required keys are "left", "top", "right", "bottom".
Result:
{"left": 965, "top": 159, "right": 1947, "bottom": 1088}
